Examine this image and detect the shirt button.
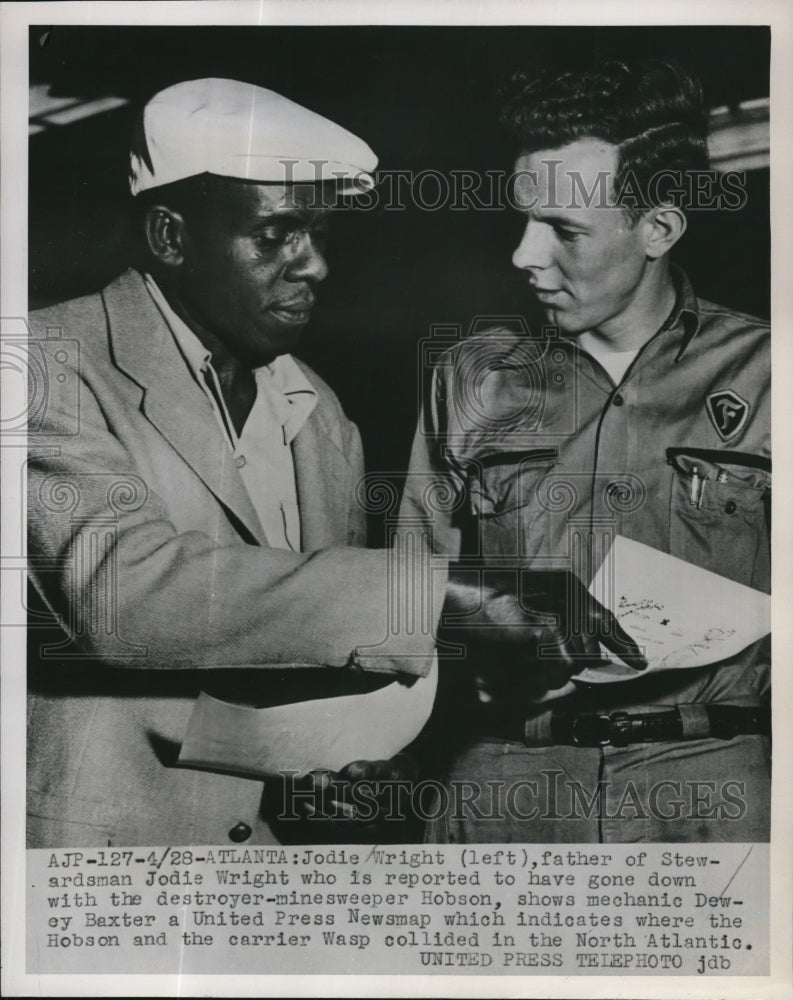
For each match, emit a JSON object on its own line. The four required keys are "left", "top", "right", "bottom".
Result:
{"left": 612, "top": 393, "right": 624, "bottom": 407}
{"left": 229, "top": 821, "right": 252, "bottom": 843}
{"left": 236, "top": 455, "right": 247, "bottom": 469}
{"left": 724, "top": 500, "right": 738, "bottom": 515}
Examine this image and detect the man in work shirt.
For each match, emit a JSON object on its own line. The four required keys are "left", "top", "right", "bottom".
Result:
{"left": 401, "top": 58, "right": 770, "bottom": 842}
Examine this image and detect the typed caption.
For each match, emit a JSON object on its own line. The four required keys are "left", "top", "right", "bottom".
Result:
{"left": 28, "top": 843, "right": 768, "bottom": 976}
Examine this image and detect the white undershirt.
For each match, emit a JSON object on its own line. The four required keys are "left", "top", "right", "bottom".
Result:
{"left": 577, "top": 332, "right": 640, "bottom": 385}
{"left": 144, "top": 274, "right": 317, "bottom": 550}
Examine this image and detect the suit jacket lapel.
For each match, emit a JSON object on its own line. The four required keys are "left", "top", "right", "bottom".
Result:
{"left": 102, "top": 270, "right": 267, "bottom": 545}
{"left": 292, "top": 387, "right": 352, "bottom": 552}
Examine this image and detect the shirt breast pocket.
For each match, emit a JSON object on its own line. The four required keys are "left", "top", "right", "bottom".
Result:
{"left": 666, "top": 447, "right": 770, "bottom": 591}
{"left": 464, "top": 448, "right": 559, "bottom": 561}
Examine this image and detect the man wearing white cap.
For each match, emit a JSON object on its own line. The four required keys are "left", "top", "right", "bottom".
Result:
{"left": 26, "top": 79, "right": 640, "bottom": 847}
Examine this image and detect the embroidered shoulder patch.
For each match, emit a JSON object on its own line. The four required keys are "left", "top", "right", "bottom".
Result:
{"left": 706, "top": 389, "right": 750, "bottom": 441}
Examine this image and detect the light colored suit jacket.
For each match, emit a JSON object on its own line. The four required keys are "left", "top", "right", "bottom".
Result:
{"left": 27, "top": 269, "right": 442, "bottom": 847}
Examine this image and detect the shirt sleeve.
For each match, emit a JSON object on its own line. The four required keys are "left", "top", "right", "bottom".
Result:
{"left": 398, "top": 364, "right": 465, "bottom": 559}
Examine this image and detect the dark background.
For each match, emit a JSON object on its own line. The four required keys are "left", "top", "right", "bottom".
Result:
{"left": 29, "top": 25, "right": 770, "bottom": 535}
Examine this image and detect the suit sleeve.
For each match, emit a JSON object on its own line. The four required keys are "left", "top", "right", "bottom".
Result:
{"left": 343, "top": 418, "right": 369, "bottom": 548}
{"left": 28, "top": 364, "right": 447, "bottom": 677}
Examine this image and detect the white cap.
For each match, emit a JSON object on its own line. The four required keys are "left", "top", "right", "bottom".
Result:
{"left": 129, "top": 77, "right": 378, "bottom": 196}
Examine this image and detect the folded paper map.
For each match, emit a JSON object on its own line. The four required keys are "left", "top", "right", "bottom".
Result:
{"left": 178, "top": 657, "right": 438, "bottom": 778}
{"left": 576, "top": 535, "right": 770, "bottom": 684}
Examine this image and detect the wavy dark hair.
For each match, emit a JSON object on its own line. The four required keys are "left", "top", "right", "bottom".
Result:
{"left": 500, "top": 59, "right": 710, "bottom": 221}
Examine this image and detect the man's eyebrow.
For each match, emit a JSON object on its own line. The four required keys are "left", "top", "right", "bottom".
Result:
{"left": 249, "top": 208, "right": 330, "bottom": 228}
{"left": 530, "top": 210, "right": 592, "bottom": 229}
{"left": 250, "top": 210, "right": 309, "bottom": 226}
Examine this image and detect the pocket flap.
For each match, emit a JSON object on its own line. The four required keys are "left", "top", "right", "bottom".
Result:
{"left": 466, "top": 448, "right": 558, "bottom": 515}
{"left": 667, "top": 447, "right": 770, "bottom": 498}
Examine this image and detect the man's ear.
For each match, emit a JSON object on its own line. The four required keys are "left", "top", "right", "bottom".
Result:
{"left": 643, "top": 203, "right": 687, "bottom": 260}
{"left": 143, "top": 206, "right": 187, "bottom": 268}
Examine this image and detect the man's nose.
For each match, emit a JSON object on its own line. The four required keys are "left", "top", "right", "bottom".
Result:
{"left": 287, "top": 232, "right": 329, "bottom": 284}
{"left": 512, "top": 219, "right": 552, "bottom": 271}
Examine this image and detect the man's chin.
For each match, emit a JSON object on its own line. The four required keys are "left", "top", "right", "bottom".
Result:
{"left": 538, "top": 305, "right": 592, "bottom": 339}
{"left": 539, "top": 305, "right": 571, "bottom": 335}
{"left": 244, "top": 326, "right": 306, "bottom": 366}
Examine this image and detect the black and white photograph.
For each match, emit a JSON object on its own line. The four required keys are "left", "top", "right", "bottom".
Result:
{"left": 2, "top": 1, "right": 791, "bottom": 995}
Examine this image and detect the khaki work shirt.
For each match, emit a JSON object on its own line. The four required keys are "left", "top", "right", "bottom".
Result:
{"left": 402, "top": 266, "right": 771, "bottom": 710}
{"left": 401, "top": 267, "right": 771, "bottom": 842}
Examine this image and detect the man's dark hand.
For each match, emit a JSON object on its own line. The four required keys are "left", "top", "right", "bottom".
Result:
{"left": 441, "top": 564, "right": 646, "bottom": 694}
{"left": 293, "top": 753, "right": 419, "bottom": 831}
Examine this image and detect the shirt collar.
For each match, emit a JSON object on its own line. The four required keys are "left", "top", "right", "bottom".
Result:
{"left": 667, "top": 264, "right": 702, "bottom": 361}
{"left": 253, "top": 355, "right": 318, "bottom": 445}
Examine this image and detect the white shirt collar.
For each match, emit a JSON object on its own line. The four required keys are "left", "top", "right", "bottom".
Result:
{"left": 252, "top": 355, "right": 318, "bottom": 445}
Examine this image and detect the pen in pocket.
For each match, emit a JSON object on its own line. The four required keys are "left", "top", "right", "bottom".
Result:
{"left": 688, "top": 465, "right": 709, "bottom": 508}
{"left": 689, "top": 466, "right": 700, "bottom": 505}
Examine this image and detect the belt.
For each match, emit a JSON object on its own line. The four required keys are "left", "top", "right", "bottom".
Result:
{"left": 522, "top": 705, "right": 770, "bottom": 748}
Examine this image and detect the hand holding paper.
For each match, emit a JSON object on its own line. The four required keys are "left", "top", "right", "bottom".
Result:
{"left": 576, "top": 536, "right": 770, "bottom": 684}
{"left": 444, "top": 565, "right": 646, "bottom": 703}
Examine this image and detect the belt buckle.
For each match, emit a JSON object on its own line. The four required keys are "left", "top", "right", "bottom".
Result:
{"left": 608, "top": 711, "right": 633, "bottom": 747}
{"left": 571, "top": 711, "right": 633, "bottom": 748}
{"left": 572, "top": 713, "right": 612, "bottom": 747}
